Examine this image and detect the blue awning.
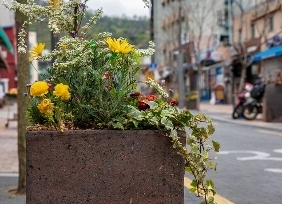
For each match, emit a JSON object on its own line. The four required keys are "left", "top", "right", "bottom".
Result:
{"left": 0, "top": 27, "right": 14, "bottom": 54}
{"left": 251, "top": 45, "right": 282, "bottom": 62}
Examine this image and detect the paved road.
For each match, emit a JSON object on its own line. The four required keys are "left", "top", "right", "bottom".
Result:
{"left": 203, "top": 120, "right": 282, "bottom": 203}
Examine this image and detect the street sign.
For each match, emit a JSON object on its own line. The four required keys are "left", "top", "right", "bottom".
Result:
{"left": 149, "top": 62, "right": 157, "bottom": 70}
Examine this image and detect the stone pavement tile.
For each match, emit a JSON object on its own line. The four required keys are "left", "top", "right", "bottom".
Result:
{"left": 0, "top": 120, "right": 18, "bottom": 173}
{"left": 0, "top": 103, "right": 19, "bottom": 173}
{"left": 199, "top": 102, "right": 233, "bottom": 114}
{"left": 0, "top": 176, "right": 26, "bottom": 204}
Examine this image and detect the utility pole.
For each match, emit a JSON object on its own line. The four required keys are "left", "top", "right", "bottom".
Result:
{"left": 228, "top": 0, "right": 233, "bottom": 45}
{"left": 150, "top": 0, "right": 154, "bottom": 63}
{"left": 177, "top": 0, "right": 185, "bottom": 109}
{"left": 228, "top": 0, "right": 236, "bottom": 107}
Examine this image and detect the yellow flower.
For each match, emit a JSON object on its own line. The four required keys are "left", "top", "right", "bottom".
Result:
{"left": 105, "top": 37, "right": 134, "bottom": 54}
{"left": 53, "top": 83, "right": 71, "bottom": 100}
{"left": 37, "top": 99, "right": 54, "bottom": 114}
{"left": 61, "top": 44, "right": 67, "bottom": 50}
{"left": 30, "top": 81, "right": 49, "bottom": 97}
{"left": 29, "top": 43, "right": 45, "bottom": 61}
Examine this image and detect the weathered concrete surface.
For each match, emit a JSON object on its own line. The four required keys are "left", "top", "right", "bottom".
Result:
{"left": 26, "top": 130, "right": 185, "bottom": 204}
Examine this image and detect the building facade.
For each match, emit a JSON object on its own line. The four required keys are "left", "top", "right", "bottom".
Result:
{"left": 152, "top": 0, "right": 275, "bottom": 105}
{"left": 152, "top": 0, "right": 232, "bottom": 103}
{"left": 236, "top": 0, "right": 282, "bottom": 122}
{"left": 0, "top": 1, "right": 17, "bottom": 95}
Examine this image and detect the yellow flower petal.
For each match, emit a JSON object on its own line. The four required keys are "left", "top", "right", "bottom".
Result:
{"left": 30, "top": 81, "right": 49, "bottom": 97}
{"left": 61, "top": 44, "right": 67, "bottom": 50}
{"left": 37, "top": 98, "right": 54, "bottom": 114}
{"left": 29, "top": 43, "right": 45, "bottom": 61}
{"left": 105, "top": 37, "right": 134, "bottom": 54}
{"left": 53, "top": 83, "right": 71, "bottom": 100}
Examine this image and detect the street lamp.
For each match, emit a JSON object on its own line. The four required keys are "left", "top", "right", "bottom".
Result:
{"left": 177, "top": 0, "right": 185, "bottom": 109}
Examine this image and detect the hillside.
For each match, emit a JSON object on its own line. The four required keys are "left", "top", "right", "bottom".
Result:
{"left": 29, "top": 9, "right": 150, "bottom": 50}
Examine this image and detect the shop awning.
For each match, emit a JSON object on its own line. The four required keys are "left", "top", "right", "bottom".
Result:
{"left": 251, "top": 45, "right": 282, "bottom": 62}
{"left": 0, "top": 27, "right": 14, "bottom": 54}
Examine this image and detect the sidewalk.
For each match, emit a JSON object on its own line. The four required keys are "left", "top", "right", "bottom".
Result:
{"left": 196, "top": 102, "right": 282, "bottom": 132}
{"left": 0, "top": 102, "right": 18, "bottom": 173}
{"left": 0, "top": 103, "right": 25, "bottom": 204}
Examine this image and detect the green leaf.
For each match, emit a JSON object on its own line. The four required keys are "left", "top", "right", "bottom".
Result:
{"left": 160, "top": 109, "right": 171, "bottom": 117}
{"left": 201, "top": 151, "right": 208, "bottom": 160}
{"left": 205, "top": 180, "right": 215, "bottom": 190}
{"left": 208, "top": 197, "right": 216, "bottom": 204}
{"left": 190, "top": 179, "right": 197, "bottom": 187}
{"left": 112, "top": 122, "right": 124, "bottom": 130}
{"left": 169, "top": 129, "right": 178, "bottom": 140}
{"left": 209, "top": 162, "right": 215, "bottom": 168}
{"left": 127, "top": 106, "right": 142, "bottom": 120}
{"left": 160, "top": 117, "right": 173, "bottom": 130}
{"left": 146, "top": 100, "right": 158, "bottom": 109}
{"left": 189, "top": 187, "right": 197, "bottom": 193}
{"left": 212, "top": 140, "right": 220, "bottom": 152}
{"left": 149, "top": 116, "right": 159, "bottom": 126}
{"left": 207, "top": 124, "right": 215, "bottom": 135}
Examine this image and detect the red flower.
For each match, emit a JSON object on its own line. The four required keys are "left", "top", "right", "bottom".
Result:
{"left": 137, "top": 95, "right": 157, "bottom": 110}
{"left": 137, "top": 100, "right": 148, "bottom": 110}
{"left": 129, "top": 91, "right": 141, "bottom": 98}
{"left": 147, "top": 95, "right": 157, "bottom": 101}
{"left": 48, "top": 83, "right": 52, "bottom": 89}
{"left": 102, "top": 71, "right": 109, "bottom": 79}
{"left": 170, "top": 100, "right": 178, "bottom": 106}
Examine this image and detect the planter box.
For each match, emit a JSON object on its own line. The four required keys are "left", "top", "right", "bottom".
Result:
{"left": 26, "top": 130, "right": 185, "bottom": 204}
{"left": 263, "top": 84, "right": 282, "bottom": 122}
{"left": 185, "top": 100, "right": 197, "bottom": 110}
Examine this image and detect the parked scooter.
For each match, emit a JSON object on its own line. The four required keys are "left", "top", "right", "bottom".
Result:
{"left": 242, "top": 80, "right": 266, "bottom": 120}
{"left": 232, "top": 83, "right": 253, "bottom": 119}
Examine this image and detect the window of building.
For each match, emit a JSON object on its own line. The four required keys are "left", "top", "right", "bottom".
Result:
{"left": 269, "top": 16, "right": 274, "bottom": 32}
{"left": 250, "top": 23, "right": 255, "bottom": 39}
{"left": 238, "top": 28, "right": 242, "bottom": 42}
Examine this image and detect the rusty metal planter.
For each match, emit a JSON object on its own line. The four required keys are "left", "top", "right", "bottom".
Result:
{"left": 26, "top": 130, "right": 185, "bottom": 204}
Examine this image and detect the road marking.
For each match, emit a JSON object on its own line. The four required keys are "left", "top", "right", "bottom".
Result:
{"left": 184, "top": 177, "right": 235, "bottom": 204}
{"left": 0, "top": 172, "right": 19, "bottom": 177}
{"left": 265, "top": 168, "right": 282, "bottom": 173}
{"left": 257, "top": 129, "right": 282, "bottom": 137}
{"left": 274, "top": 149, "right": 282, "bottom": 154}
{"left": 218, "top": 150, "right": 282, "bottom": 173}
{"left": 218, "top": 150, "right": 282, "bottom": 161}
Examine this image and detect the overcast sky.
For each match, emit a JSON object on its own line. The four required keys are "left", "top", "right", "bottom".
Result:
{"left": 86, "top": 0, "right": 150, "bottom": 17}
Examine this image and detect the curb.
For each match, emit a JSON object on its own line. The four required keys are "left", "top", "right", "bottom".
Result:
{"left": 196, "top": 111, "right": 282, "bottom": 132}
